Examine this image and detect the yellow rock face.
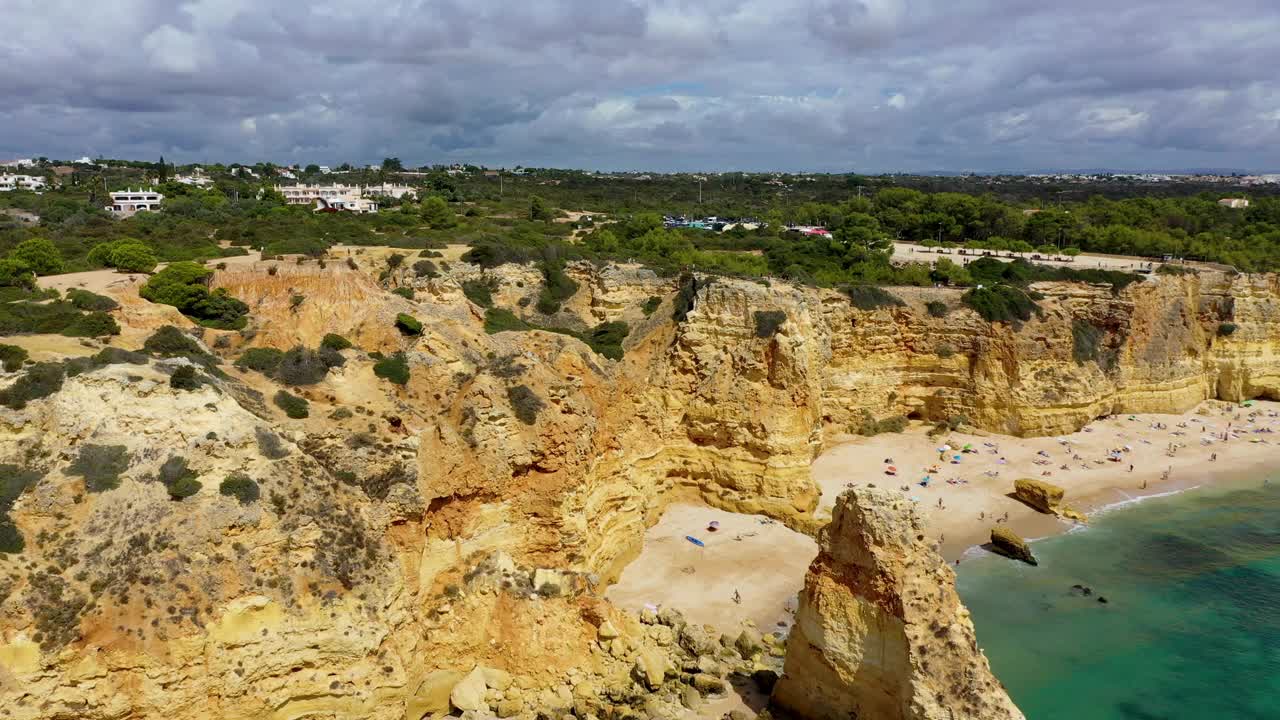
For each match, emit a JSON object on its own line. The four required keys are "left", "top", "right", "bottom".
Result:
{"left": 772, "top": 488, "right": 1025, "bottom": 720}
{"left": 1, "top": 259, "right": 1277, "bottom": 718}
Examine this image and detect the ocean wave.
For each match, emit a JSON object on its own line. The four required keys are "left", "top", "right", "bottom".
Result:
{"left": 1091, "top": 485, "right": 1202, "bottom": 516}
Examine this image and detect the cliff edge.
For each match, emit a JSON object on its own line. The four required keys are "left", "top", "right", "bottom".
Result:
{"left": 772, "top": 488, "right": 1024, "bottom": 720}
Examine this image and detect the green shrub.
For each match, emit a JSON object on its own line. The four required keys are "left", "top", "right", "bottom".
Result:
{"left": 140, "top": 262, "right": 249, "bottom": 329}
{"left": 69, "top": 444, "right": 130, "bottom": 492}
{"left": 535, "top": 257, "right": 579, "bottom": 315}
{"left": 936, "top": 344, "right": 955, "bottom": 358}
{"left": 92, "top": 347, "right": 147, "bottom": 366}
{"left": 392, "top": 287, "right": 415, "bottom": 300}
{"left": 583, "top": 321, "right": 630, "bottom": 360}
{"left": 754, "top": 310, "right": 787, "bottom": 338}
{"left": 412, "top": 260, "right": 439, "bottom": 278}
{"left": 373, "top": 352, "right": 410, "bottom": 385}
{"left": 961, "top": 285, "right": 1039, "bottom": 323}
{"left": 0, "top": 344, "right": 28, "bottom": 372}
{"left": 88, "top": 239, "right": 158, "bottom": 273}
{"left": 395, "top": 313, "right": 423, "bottom": 335}
{"left": 855, "top": 410, "right": 909, "bottom": 436}
{"left": 1218, "top": 322, "right": 1238, "bottom": 337}
{"left": 1072, "top": 319, "right": 1105, "bottom": 364}
{"left": 320, "top": 333, "right": 352, "bottom": 351}
{"left": 0, "top": 521, "right": 23, "bottom": 554}
{"left": 461, "top": 277, "right": 499, "bottom": 307}
{"left": 0, "top": 464, "right": 40, "bottom": 514}
{"left": 143, "top": 326, "right": 204, "bottom": 356}
{"left": 275, "top": 346, "right": 330, "bottom": 385}
{"left": 168, "top": 475, "right": 202, "bottom": 499}
{"left": 0, "top": 300, "right": 82, "bottom": 335}
{"left": 0, "top": 464, "right": 42, "bottom": 552}
{"left": 642, "top": 296, "right": 662, "bottom": 316}
{"left": 0, "top": 259, "right": 35, "bottom": 289}
{"left": 61, "top": 311, "right": 119, "bottom": 337}
{"left": 274, "top": 390, "right": 309, "bottom": 418}
{"left": 169, "top": 365, "right": 201, "bottom": 390}
{"left": 0, "top": 362, "right": 65, "bottom": 409}
{"left": 158, "top": 455, "right": 202, "bottom": 500}
{"left": 236, "top": 347, "right": 284, "bottom": 374}
{"left": 66, "top": 289, "right": 119, "bottom": 312}
{"left": 508, "top": 385, "right": 545, "bottom": 424}
{"left": 925, "top": 300, "right": 949, "bottom": 318}
{"left": 387, "top": 253, "right": 405, "bottom": 269}
{"left": 219, "top": 473, "right": 260, "bottom": 505}
{"left": 289, "top": 293, "right": 306, "bottom": 310}
{"left": 8, "top": 238, "right": 63, "bottom": 275}
{"left": 483, "top": 308, "right": 530, "bottom": 333}
{"left": 843, "top": 285, "right": 905, "bottom": 311}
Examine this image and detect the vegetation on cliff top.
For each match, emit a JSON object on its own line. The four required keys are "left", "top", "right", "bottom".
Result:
{"left": 140, "top": 262, "right": 249, "bottom": 330}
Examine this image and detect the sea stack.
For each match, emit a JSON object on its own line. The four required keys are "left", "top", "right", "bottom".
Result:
{"left": 771, "top": 488, "right": 1025, "bottom": 720}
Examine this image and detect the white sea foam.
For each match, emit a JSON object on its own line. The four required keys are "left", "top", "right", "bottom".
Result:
{"left": 1091, "top": 485, "right": 1202, "bottom": 516}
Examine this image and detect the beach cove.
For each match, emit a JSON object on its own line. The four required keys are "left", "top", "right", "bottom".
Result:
{"left": 606, "top": 399, "right": 1280, "bottom": 716}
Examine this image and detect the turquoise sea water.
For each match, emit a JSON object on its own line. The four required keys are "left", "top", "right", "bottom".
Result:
{"left": 956, "top": 478, "right": 1280, "bottom": 720}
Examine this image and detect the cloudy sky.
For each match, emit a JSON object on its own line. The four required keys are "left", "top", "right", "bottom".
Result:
{"left": 3, "top": 0, "right": 1279, "bottom": 172}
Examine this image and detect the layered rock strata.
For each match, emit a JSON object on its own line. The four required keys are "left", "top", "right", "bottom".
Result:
{"left": 772, "top": 488, "right": 1025, "bottom": 720}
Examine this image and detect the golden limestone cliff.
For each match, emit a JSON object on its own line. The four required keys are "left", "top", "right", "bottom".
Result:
{"left": 771, "top": 487, "right": 1024, "bottom": 720}
{"left": 1, "top": 255, "right": 1278, "bottom": 718}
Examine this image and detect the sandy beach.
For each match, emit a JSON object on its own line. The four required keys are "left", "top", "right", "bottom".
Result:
{"left": 607, "top": 398, "right": 1280, "bottom": 711}
{"left": 814, "top": 399, "right": 1280, "bottom": 562}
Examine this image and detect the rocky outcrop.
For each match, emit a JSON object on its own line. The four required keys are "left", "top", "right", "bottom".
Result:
{"left": 1012, "top": 478, "right": 1087, "bottom": 522}
{"left": 772, "top": 488, "right": 1024, "bottom": 720}
{"left": 6, "top": 256, "right": 1280, "bottom": 719}
{"left": 990, "top": 526, "right": 1037, "bottom": 565}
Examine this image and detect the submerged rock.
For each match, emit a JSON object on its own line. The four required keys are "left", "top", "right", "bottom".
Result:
{"left": 990, "top": 526, "right": 1038, "bottom": 565}
{"left": 771, "top": 488, "right": 1025, "bottom": 720}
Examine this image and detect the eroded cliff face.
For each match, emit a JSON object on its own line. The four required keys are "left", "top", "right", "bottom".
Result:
{"left": 771, "top": 487, "right": 1024, "bottom": 720}
{"left": 1, "top": 256, "right": 1277, "bottom": 718}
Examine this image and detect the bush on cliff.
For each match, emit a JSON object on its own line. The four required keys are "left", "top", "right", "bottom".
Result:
{"left": 843, "top": 285, "right": 905, "bottom": 311}
{"left": 68, "top": 444, "right": 130, "bottom": 493}
{"left": 373, "top": 352, "right": 411, "bottom": 386}
{"left": 140, "top": 262, "right": 249, "bottom": 330}
{"left": 395, "top": 313, "right": 423, "bottom": 335}
{"left": 1218, "top": 322, "right": 1238, "bottom": 337}
{"left": 0, "top": 362, "right": 65, "bottom": 409}
{"left": 461, "top": 277, "right": 499, "bottom": 308}
{"left": 220, "top": 473, "right": 260, "bottom": 505}
{"left": 855, "top": 410, "right": 909, "bottom": 436}
{"left": 273, "top": 390, "right": 309, "bottom": 419}
{"left": 1071, "top": 319, "right": 1106, "bottom": 364}
{"left": 961, "top": 285, "right": 1039, "bottom": 324}
{"left": 508, "top": 384, "right": 545, "bottom": 425}
{"left": 0, "top": 344, "right": 28, "bottom": 372}
{"left": 754, "top": 310, "right": 787, "bottom": 338}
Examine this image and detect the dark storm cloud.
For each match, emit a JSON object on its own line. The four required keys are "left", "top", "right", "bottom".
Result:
{"left": 2, "top": 0, "right": 1279, "bottom": 171}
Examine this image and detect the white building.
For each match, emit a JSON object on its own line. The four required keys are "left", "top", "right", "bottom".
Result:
{"left": 318, "top": 166, "right": 332, "bottom": 174}
{"left": 363, "top": 182, "right": 416, "bottom": 199}
{"left": 275, "top": 182, "right": 413, "bottom": 212}
{"left": 0, "top": 158, "right": 35, "bottom": 168}
{"left": 314, "top": 196, "right": 378, "bottom": 214}
{"left": 1218, "top": 198, "right": 1250, "bottom": 209}
{"left": 0, "top": 174, "right": 48, "bottom": 192}
{"left": 107, "top": 188, "right": 164, "bottom": 218}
